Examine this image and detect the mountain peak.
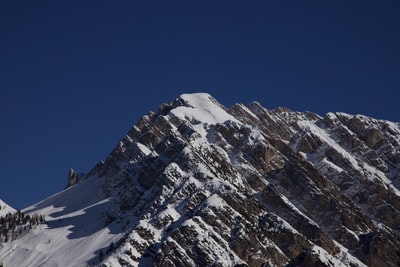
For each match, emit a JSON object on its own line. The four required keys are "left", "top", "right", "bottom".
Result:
{"left": 1, "top": 93, "right": 399, "bottom": 267}
{"left": 171, "top": 92, "right": 240, "bottom": 125}
{"left": 178, "top": 92, "right": 214, "bottom": 104}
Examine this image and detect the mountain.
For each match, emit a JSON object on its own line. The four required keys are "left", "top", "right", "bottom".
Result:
{"left": 0, "top": 93, "right": 399, "bottom": 267}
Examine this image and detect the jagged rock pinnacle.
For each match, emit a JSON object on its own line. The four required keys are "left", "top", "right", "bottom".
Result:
{"left": 67, "top": 168, "right": 77, "bottom": 188}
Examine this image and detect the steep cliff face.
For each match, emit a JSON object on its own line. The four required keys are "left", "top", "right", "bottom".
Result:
{"left": 1, "top": 93, "right": 399, "bottom": 267}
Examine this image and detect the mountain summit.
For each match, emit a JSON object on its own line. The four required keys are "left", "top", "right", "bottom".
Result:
{"left": 1, "top": 93, "right": 399, "bottom": 266}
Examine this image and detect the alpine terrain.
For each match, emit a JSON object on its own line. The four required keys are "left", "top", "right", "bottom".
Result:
{"left": 0, "top": 93, "right": 399, "bottom": 267}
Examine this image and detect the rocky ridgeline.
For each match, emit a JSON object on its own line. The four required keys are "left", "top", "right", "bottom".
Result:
{"left": 84, "top": 94, "right": 400, "bottom": 267}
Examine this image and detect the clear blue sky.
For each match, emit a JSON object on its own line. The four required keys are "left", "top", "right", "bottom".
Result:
{"left": 1, "top": 1, "right": 399, "bottom": 209}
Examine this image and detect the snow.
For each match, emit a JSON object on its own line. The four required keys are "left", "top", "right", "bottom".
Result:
{"left": 311, "top": 242, "right": 366, "bottom": 267}
{"left": 136, "top": 142, "right": 152, "bottom": 156}
{"left": 0, "top": 199, "right": 16, "bottom": 216}
{"left": 331, "top": 241, "right": 368, "bottom": 267}
{"left": 278, "top": 192, "right": 319, "bottom": 227}
{"left": 0, "top": 176, "right": 123, "bottom": 267}
{"left": 297, "top": 120, "right": 360, "bottom": 169}
{"left": 249, "top": 127, "right": 265, "bottom": 142}
{"left": 205, "top": 194, "right": 226, "bottom": 208}
{"left": 171, "top": 93, "right": 240, "bottom": 125}
{"left": 318, "top": 157, "right": 344, "bottom": 173}
{"left": 236, "top": 103, "right": 260, "bottom": 120}
{"left": 156, "top": 204, "right": 181, "bottom": 222}
{"left": 181, "top": 217, "right": 246, "bottom": 266}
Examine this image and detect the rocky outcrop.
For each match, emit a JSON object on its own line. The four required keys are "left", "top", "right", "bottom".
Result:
{"left": 66, "top": 168, "right": 87, "bottom": 188}
{"left": 66, "top": 168, "right": 77, "bottom": 188}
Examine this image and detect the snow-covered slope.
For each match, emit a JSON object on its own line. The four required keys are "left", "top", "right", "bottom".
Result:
{"left": 0, "top": 176, "right": 125, "bottom": 266}
{"left": 0, "top": 199, "right": 15, "bottom": 216}
{"left": 1, "top": 93, "right": 399, "bottom": 267}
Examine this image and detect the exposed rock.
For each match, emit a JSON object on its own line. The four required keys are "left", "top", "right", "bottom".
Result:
{"left": 66, "top": 168, "right": 77, "bottom": 188}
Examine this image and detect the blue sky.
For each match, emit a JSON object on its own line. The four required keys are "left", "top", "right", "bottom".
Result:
{"left": 1, "top": 1, "right": 399, "bottom": 209}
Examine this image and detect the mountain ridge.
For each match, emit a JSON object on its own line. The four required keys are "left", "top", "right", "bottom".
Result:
{"left": 1, "top": 93, "right": 399, "bottom": 267}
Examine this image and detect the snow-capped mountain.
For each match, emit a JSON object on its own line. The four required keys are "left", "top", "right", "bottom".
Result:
{"left": 1, "top": 93, "right": 399, "bottom": 267}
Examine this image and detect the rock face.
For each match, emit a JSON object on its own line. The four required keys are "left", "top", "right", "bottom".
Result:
{"left": 67, "top": 168, "right": 78, "bottom": 187}
{"left": 66, "top": 168, "right": 88, "bottom": 188}
{"left": 88, "top": 93, "right": 399, "bottom": 267}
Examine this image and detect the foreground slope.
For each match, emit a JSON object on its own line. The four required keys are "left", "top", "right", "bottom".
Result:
{"left": 1, "top": 93, "right": 399, "bottom": 267}
{"left": 0, "top": 175, "right": 124, "bottom": 266}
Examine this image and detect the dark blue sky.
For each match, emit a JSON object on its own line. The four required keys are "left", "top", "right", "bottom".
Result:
{"left": 1, "top": 1, "right": 399, "bottom": 209}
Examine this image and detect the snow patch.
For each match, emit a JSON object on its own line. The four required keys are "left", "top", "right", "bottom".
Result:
{"left": 136, "top": 142, "right": 152, "bottom": 156}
